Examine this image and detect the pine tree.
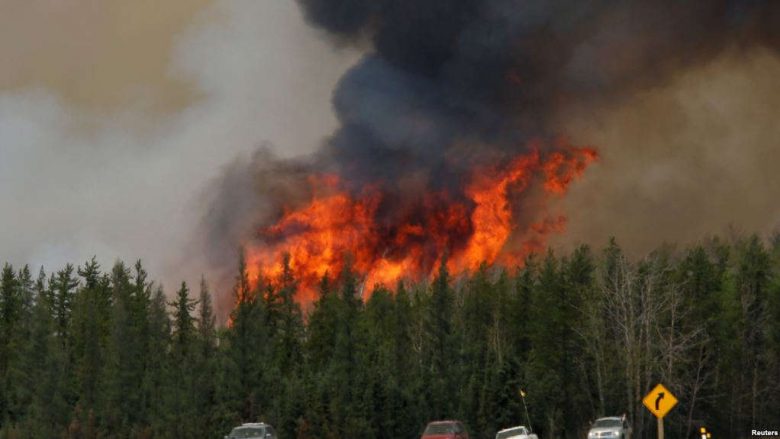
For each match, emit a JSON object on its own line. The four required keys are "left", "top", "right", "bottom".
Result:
{"left": 20, "top": 268, "right": 70, "bottom": 437}
{"left": 0, "top": 264, "right": 20, "bottom": 426}
{"left": 527, "top": 251, "right": 566, "bottom": 438}
{"left": 331, "top": 260, "right": 365, "bottom": 437}
{"left": 424, "top": 258, "right": 456, "bottom": 420}
{"left": 195, "top": 277, "right": 219, "bottom": 436}
{"left": 145, "top": 285, "right": 171, "bottom": 437}
{"left": 302, "top": 272, "right": 341, "bottom": 436}
{"left": 101, "top": 261, "right": 151, "bottom": 436}
{"left": 71, "top": 258, "right": 111, "bottom": 415}
{"left": 51, "top": 264, "right": 79, "bottom": 343}
{"left": 219, "top": 250, "right": 269, "bottom": 427}
{"left": 167, "top": 282, "right": 198, "bottom": 437}
{"left": 559, "top": 246, "right": 594, "bottom": 437}
{"left": 269, "top": 255, "right": 305, "bottom": 437}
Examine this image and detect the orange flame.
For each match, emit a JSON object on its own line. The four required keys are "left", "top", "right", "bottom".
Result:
{"left": 244, "top": 142, "right": 597, "bottom": 303}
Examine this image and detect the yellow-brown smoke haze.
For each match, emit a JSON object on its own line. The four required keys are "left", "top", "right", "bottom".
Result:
{"left": 0, "top": 0, "right": 359, "bottom": 292}
{"left": 550, "top": 48, "right": 780, "bottom": 254}
{"left": 0, "top": 0, "right": 210, "bottom": 111}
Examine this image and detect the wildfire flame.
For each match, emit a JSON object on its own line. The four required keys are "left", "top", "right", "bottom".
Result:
{"left": 244, "top": 142, "right": 597, "bottom": 303}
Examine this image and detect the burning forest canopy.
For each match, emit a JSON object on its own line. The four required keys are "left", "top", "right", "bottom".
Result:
{"left": 203, "top": 0, "right": 779, "bottom": 306}
{"left": 244, "top": 143, "right": 597, "bottom": 302}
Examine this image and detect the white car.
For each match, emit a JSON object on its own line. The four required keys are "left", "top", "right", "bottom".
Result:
{"left": 224, "top": 422, "right": 277, "bottom": 439}
{"left": 587, "top": 417, "right": 632, "bottom": 439}
{"left": 495, "top": 425, "right": 538, "bottom": 439}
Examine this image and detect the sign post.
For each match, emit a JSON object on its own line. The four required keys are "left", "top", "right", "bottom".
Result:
{"left": 519, "top": 388, "right": 532, "bottom": 433}
{"left": 642, "top": 384, "right": 678, "bottom": 439}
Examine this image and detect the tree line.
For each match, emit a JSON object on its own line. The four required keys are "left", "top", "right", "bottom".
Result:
{"left": 1, "top": 235, "right": 779, "bottom": 438}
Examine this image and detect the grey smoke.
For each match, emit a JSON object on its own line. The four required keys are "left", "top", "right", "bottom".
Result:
{"left": 0, "top": 0, "right": 358, "bottom": 303}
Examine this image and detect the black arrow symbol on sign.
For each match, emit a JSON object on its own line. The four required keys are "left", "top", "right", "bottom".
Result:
{"left": 655, "top": 392, "right": 665, "bottom": 411}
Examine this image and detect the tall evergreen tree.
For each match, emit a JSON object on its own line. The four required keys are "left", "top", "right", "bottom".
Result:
{"left": 218, "top": 250, "right": 269, "bottom": 428}
{"left": 527, "top": 252, "right": 567, "bottom": 438}
{"left": 166, "top": 282, "right": 198, "bottom": 437}
{"left": 145, "top": 285, "right": 171, "bottom": 438}
{"left": 0, "top": 265, "right": 20, "bottom": 426}
{"left": 20, "top": 269, "right": 70, "bottom": 437}
{"left": 50, "top": 264, "right": 79, "bottom": 343}
{"left": 195, "top": 277, "right": 219, "bottom": 436}
{"left": 424, "top": 258, "right": 456, "bottom": 420}
{"left": 71, "top": 258, "right": 111, "bottom": 415}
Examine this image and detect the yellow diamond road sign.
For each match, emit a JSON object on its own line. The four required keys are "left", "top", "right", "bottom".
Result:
{"left": 642, "top": 383, "right": 678, "bottom": 419}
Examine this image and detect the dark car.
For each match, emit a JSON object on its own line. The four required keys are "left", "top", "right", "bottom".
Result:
{"left": 421, "top": 420, "right": 470, "bottom": 439}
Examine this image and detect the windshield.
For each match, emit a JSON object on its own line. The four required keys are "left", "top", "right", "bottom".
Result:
{"left": 229, "top": 427, "right": 266, "bottom": 438}
{"left": 497, "top": 427, "right": 526, "bottom": 438}
{"left": 593, "top": 419, "right": 622, "bottom": 428}
{"left": 425, "top": 423, "right": 456, "bottom": 434}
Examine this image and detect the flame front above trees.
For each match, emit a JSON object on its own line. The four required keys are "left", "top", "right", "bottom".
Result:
{"left": 243, "top": 142, "right": 597, "bottom": 303}
{"left": 206, "top": 0, "right": 780, "bottom": 316}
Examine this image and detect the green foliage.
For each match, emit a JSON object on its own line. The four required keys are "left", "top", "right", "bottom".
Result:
{"left": 1, "top": 236, "right": 779, "bottom": 438}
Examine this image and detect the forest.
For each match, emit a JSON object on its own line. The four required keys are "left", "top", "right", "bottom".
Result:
{"left": 1, "top": 235, "right": 779, "bottom": 439}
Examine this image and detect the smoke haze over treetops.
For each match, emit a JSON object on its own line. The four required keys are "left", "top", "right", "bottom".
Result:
{"left": 0, "top": 0, "right": 359, "bottom": 296}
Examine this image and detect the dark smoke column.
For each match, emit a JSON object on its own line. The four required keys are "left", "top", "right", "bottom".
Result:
{"left": 298, "top": 0, "right": 778, "bottom": 190}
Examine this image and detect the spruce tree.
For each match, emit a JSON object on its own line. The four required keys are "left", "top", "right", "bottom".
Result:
{"left": 0, "top": 265, "right": 18, "bottom": 425}
{"left": 195, "top": 277, "right": 219, "bottom": 436}
{"left": 71, "top": 258, "right": 111, "bottom": 415}
{"left": 424, "top": 258, "right": 456, "bottom": 420}
{"left": 219, "top": 250, "right": 269, "bottom": 426}
{"left": 168, "top": 282, "right": 198, "bottom": 437}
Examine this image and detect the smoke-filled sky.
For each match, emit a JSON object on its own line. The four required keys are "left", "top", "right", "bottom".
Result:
{"left": 0, "top": 0, "right": 359, "bottom": 291}
{"left": 1, "top": 0, "right": 778, "bottom": 300}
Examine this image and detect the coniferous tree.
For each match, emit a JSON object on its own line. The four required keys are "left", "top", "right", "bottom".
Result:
{"left": 71, "top": 258, "right": 111, "bottom": 416}
{"left": 0, "top": 265, "right": 34, "bottom": 430}
{"left": 143, "top": 285, "right": 171, "bottom": 438}
{"left": 21, "top": 268, "right": 70, "bottom": 437}
{"left": 167, "top": 282, "right": 198, "bottom": 437}
{"left": 527, "top": 252, "right": 567, "bottom": 438}
{"left": 101, "top": 261, "right": 144, "bottom": 436}
{"left": 218, "top": 250, "right": 269, "bottom": 428}
{"left": 331, "top": 260, "right": 365, "bottom": 437}
{"left": 195, "top": 277, "right": 219, "bottom": 436}
{"left": 0, "top": 264, "right": 19, "bottom": 426}
{"left": 270, "top": 255, "right": 306, "bottom": 437}
{"left": 424, "top": 258, "right": 456, "bottom": 420}
{"left": 302, "top": 272, "right": 341, "bottom": 437}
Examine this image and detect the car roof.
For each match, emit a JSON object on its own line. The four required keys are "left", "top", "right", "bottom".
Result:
{"left": 596, "top": 417, "right": 622, "bottom": 421}
{"left": 498, "top": 425, "right": 526, "bottom": 433}
{"left": 428, "top": 420, "right": 461, "bottom": 424}
{"left": 237, "top": 423, "right": 267, "bottom": 427}
{"left": 497, "top": 426, "right": 527, "bottom": 432}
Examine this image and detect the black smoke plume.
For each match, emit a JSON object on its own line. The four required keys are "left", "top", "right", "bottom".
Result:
{"left": 203, "top": 0, "right": 779, "bottom": 305}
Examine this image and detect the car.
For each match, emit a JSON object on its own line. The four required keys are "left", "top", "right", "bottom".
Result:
{"left": 495, "top": 425, "right": 538, "bottom": 439}
{"left": 224, "top": 422, "right": 278, "bottom": 439}
{"left": 587, "top": 416, "right": 632, "bottom": 439}
{"left": 421, "top": 420, "right": 470, "bottom": 439}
